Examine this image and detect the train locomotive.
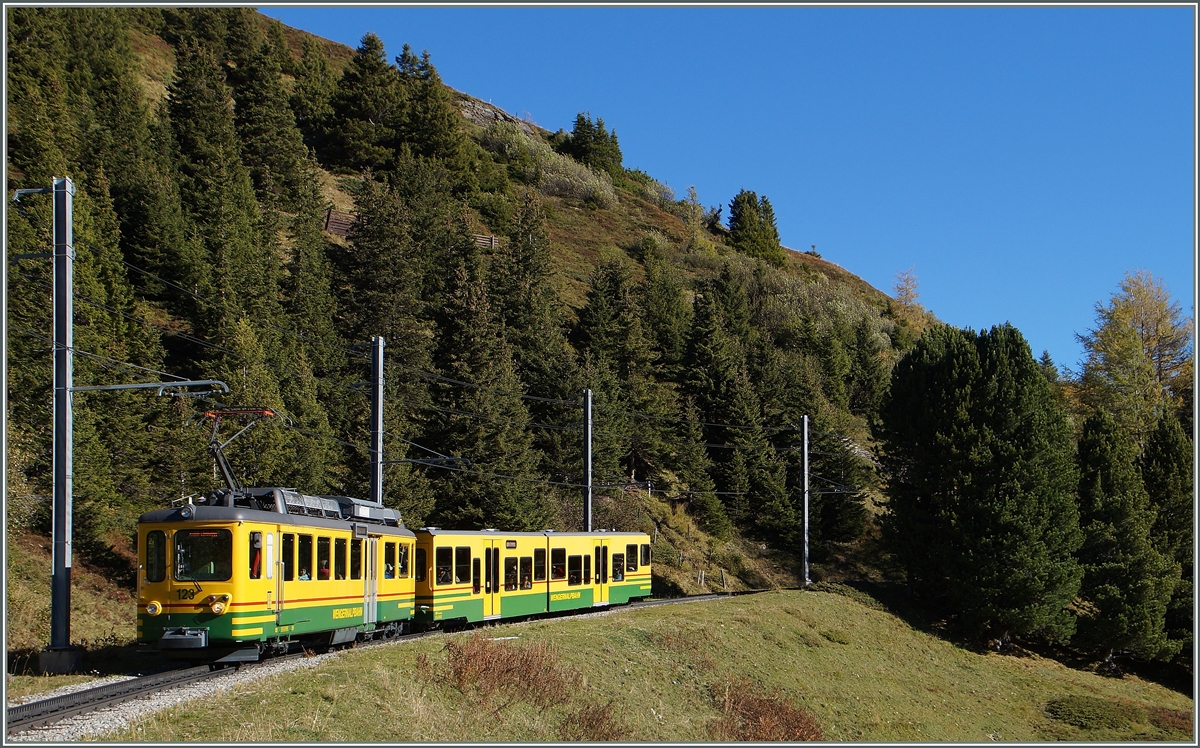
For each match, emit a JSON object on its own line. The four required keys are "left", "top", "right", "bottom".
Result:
{"left": 136, "top": 411, "right": 652, "bottom": 662}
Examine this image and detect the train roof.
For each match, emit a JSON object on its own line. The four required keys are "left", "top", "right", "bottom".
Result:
{"left": 138, "top": 505, "right": 415, "bottom": 538}
{"left": 416, "top": 527, "right": 648, "bottom": 538}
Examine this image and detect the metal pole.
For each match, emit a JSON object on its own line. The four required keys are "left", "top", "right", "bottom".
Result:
{"left": 802, "top": 414, "right": 810, "bottom": 587}
{"left": 583, "top": 389, "right": 593, "bottom": 532}
{"left": 50, "top": 177, "right": 75, "bottom": 652}
{"left": 370, "top": 336, "right": 385, "bottom": 506}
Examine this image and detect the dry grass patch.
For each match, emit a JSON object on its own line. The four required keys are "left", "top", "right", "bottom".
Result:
{"left": 708, "top": 676, "right": 823, "bottom": 741}
{"left": 558, "top": 699, "right": 628, "bottom": 741}
{"left": 430, "top": 633, "right": 579, "bottom": 711}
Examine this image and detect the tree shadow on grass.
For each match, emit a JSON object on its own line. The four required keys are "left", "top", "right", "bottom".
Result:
{"left": 816, "top": 579, "right": 1194, "bottom": 699}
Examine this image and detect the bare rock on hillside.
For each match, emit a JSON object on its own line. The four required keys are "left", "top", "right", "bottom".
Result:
{"left": 457, "top": 96, "right": 543, "bottom": 138}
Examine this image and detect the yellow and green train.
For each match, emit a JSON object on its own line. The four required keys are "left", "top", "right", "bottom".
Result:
{"left": 413, "top": 528, "right": 653, "bottom": 627}
{"left": 137, "top": 489, "right": 652, "bottom": 663}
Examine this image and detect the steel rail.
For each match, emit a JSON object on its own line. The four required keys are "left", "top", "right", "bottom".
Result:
{"left": 6, "top": 664, "right": 221, "bottom": 735}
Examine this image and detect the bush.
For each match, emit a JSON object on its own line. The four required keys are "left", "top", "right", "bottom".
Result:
{"left": 1044, "top": 695, "right": 1144, "bottom": 730}
{"left": 480, "top": 122, "right": 617, "bottom": 209}
{"left": 708, "top": 677, "right": 823, "bottom": 741}
{"left": 436, "top": 632, "right": 580, "bottom": 709}
{"left": 558, "top": 700, "right": 628, "bottom": 741}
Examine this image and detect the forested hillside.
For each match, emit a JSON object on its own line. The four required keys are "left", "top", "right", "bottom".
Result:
{"left": 6, "top": 7, "right": 1191, "bottom": 678}
{"left": 6, "top": 7, "right": 908, "bottom": 572}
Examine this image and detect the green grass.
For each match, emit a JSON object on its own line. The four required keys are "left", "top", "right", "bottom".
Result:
{"left": 5, "top": 533, "right": 142, "bottom": 699}
{"left": 100, "top": 589, "right": 1192, "bottom": 742}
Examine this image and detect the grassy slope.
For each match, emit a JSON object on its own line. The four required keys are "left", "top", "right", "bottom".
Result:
{"left": 105, "top": 589, "right": 1192, "bottom": 742}
{"left": 5, "top": 534, "right": 142, "bottom": 698}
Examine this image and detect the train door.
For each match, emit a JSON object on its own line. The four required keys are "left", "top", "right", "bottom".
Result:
{"left": 593, "top": 542, "right": 610, "bottom": 606}
{"left": 482, "top": 540, "right": 501, "bottom": 620}
{"left": 364, "top": 536, "right": 379, "bottom": 627}
{"left": 276, "top": 530, "right": 307, "bottom": 628}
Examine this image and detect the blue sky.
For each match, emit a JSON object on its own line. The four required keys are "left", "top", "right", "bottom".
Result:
{"left": 263, "top": 5, "right": 1195, "bottom": 372}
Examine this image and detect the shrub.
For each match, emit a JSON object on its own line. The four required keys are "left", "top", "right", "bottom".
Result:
{"left": 819, "top": 628, "right": 851, "bottom": 645}
{"left": 1148, "top": 706, "right": 1192, "bottom": 733}
{"left": 1044, "top": 695, "right": 1144, "bottom": 730}
{"left": 708, "top": 677, "right": 823, "bottom": 741}
{"left": 436, "top": 632, "right": 580, "bottom": 709}
{"left": 558, "top": 700, "right": 628, "bottom": 741}
{"left": 480, "top": 122, "right": 617, "bottom": 208}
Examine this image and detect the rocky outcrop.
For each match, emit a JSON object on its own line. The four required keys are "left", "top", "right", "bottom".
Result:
{"left": 457, "top": 95, "right": 545, "bottom": 138}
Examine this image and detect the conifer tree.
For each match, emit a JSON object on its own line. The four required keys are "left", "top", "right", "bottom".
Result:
{"left": 425, "top": 232, "right": 549, "bottom": 530}
{"left": 1073, "top": 409, "right": 1179, "bottom": 666}
{"left": 672, "top": 399, "right": 731, "bottom": 539}
{"left": 877, "top": 324, "right": 1083, "bottom": 643}
{"left": 168, "top": 40, "right": 277, "bottom": 350}
{"left": 728, "top": 189, "right": 786, "bottom": 266}
{"left": 557, "top": 112, "right": 624, "bottom": 177}
{"left": 489, "top": 192, "right": 582, "bottom": 475}
{"left": 227, "top": 33, "right": 311, "bottom": 210}
{"left": 394, "top": 45, "right": 472, "bottom": 185}
{"left": 290, "top": 36, "right": 337, "bottom": 154}
{"left": 326, "top": 33, "right": 404, "bottom": 171}
{"left": 639, "top": 249, "right": 692, "bottom": 378}
{"left": 1140, "top": 411, "right": 1194, "bottom": 665}
{"left": 1074, "top": 271, "right": 1193, "bottom": 446}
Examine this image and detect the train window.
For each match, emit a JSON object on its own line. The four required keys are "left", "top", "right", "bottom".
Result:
{"left": 504, "top": 557, "right": 518, "bottom": 591}
{"left": 583, "top": 555, "right": 591, "bottom": 586}
{"left": 145, "top": 531, "right": 166, "bottom": 583}
{"left": 641, "top": 544, "right": 651, "bottom": 567}
{"left": 626, "top": 544, "right": 638, "bottom": 572}
{"left": 249, "top": 532, "right": 263, "bottom": 580}
{"left": 175, "top": 529, "right": 232, "bottom": 581}
{"left": 435, "top": 547, "right": 452, "bottom": 586}
{"left": 550, "top": 548, "right": 566, "bottom": 580}
{"left": 612, "top": 553, "right": 625, "bottom": 582}
{"left": 595, "top": 547, "right": 602, "bottom": 584}
{"left": 534, "top": 548, "right": 546, "bottom": 581}
{"left": 519, "top": 557, "right": 533, "bottom": 589}
{"left": 415, "top": 548, "right": 426, "bottom": 582}
{"left": 455, "top": 547, "right": 471, "bottom": 584}
{"left": 334, "top": 538, "right": 347, "bottom": 580}
{"left": 351, "top": 539, "right": 362, "bottom": 580}
{"left": 472, "top": 558, "right": 481, "bottom": 594}
{"left": 398, "top": 543, "right": 410, "bottom": 577}
{"left": 298, "top": 535, "right": 313, "bottom": 581}
{"left": 317, "top": 537, "right": 331, "bottom": 580}
{"left": 567, "top": 555, "right": 582, "bottom": 586}
{"left": 282, "top": 534, "right": 295, "bottom": 581}
{"left": 384, "top": 542, "right": 396, "bottom": 579}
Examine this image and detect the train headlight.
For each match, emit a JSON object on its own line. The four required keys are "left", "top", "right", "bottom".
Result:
{"left": 206, "top": 594, "right": 231, "bottom": 615}
{"left": 146, "top": 601, "right": 162, "bottom": 616}
{"left": 180, "top": 504, "right": 194, "bottom": 520}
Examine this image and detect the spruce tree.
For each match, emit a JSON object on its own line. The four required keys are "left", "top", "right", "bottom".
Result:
{"left": 1140, "top": 412, "right": 1194, "bottom": 666}
{"left": 672, "top": 399, "right": 731, "bottom": 540}
{"left": 394, "top": 45, "right": 472, "bottom": 185}
{"left": 168, "top": 40, "right": 276, "bottom": 349}
{"left": 425, "top": 232, "right": 549, "bottom": 530}
{"left": 639, "top": 249, "right": 692, "bottom": 378}
{"left": 290, "top": 36, "right": 337, "bottom": 154}
{"left": 326, "top": 32, "right": 404, "bottom": 171}
{"left": 1074, "top": 409, "right": 1179, "bottom": 666}
{"left": 227, "top": 34, "right": 311, "bottom": 210}
{"left": 877, "top": 324, "right": 1083, "bottom": 643}
{"left": 728, "top": 189, "right": 786, "bottom": 266}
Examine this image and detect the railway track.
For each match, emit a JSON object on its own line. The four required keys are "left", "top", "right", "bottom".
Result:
{"left": 6, "top": 591, "right": 752, "bottom": 737}
{"left": 6, "top": 664, "right": 225, "bottom": 736}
